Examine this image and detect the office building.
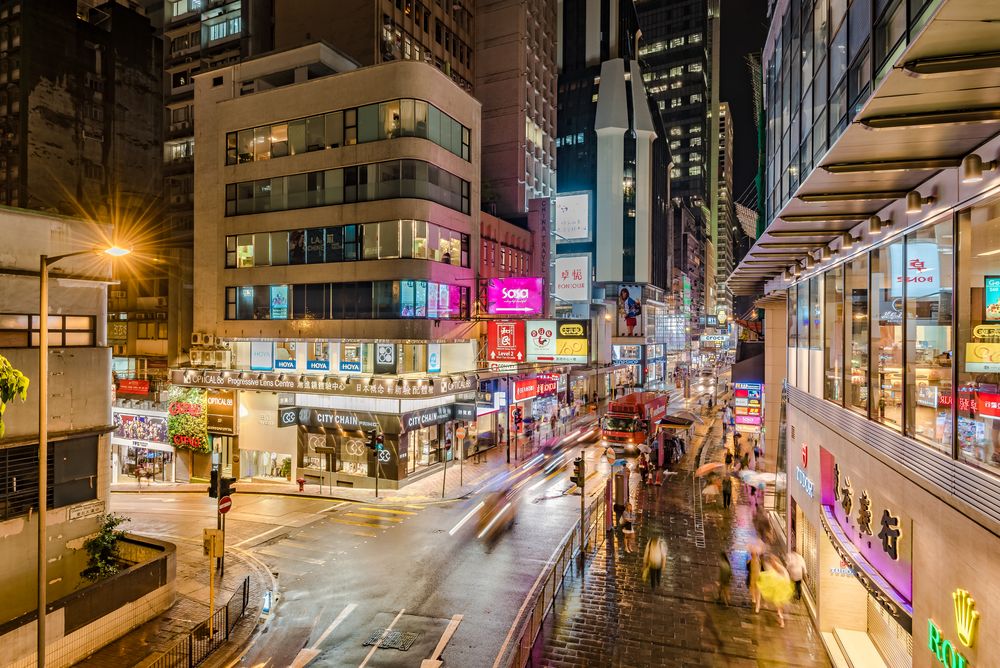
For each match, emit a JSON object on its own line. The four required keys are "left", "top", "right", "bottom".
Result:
{"left": 715, "top": 101, "right": 735, "bottom": 317}
{"left": 728, "top": 0, "right": 1000, "bottom": 665}
{"left": 274, "top": 0, "right": 475, "bottom": 92}
{"left": 182, "top": 43, "right": 480, "bottom": 488}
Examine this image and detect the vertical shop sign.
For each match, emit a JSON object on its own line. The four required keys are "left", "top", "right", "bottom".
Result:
{"left": 374, "top": 343, "right": 397, "bottom": 374}
{"left": 206, "top": 389, "right": 238, "bottom": 435}
{"left": 250, "top": 341, "right": 273, "bottom": 371}
{"left": 487, "top": 320, "right": 525, "bottom": 371}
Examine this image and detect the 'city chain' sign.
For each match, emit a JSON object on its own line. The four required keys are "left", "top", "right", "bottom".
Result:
{"left": 171, "top": 369, "right": 476, "bottom": 398}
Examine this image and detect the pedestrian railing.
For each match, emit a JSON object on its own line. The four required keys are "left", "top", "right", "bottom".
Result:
{"left": 147, "top": 576, "right": 251, "bottom": 668}
{"left": 499, "top": 494, "right": 607, "bottom": 668}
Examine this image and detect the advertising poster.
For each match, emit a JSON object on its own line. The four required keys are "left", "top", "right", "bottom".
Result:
{"left": 250, "top": 341, "right": 273, "bottom": 370}
{"left": 555, "top": 192, "right": 591, "bottom": 240}
{"left": 113, "top": 412, "right": 168, "bottom": 445}
{"left": 427, "top": 343, "right": 441, "bottom": 373}
{"left": 167, "top": 386, "right": 209, "bottom": 452}
{"left": 890, "top": 242, "right": 940, "bottom": 299}
{"left": 555, "top": 320, "right": 589, "bottom": 363}
{"left": 307, "top": 342, "right": 330, "bottom": 370}
{"left": 275, "top": 341, "right": 297, "bottom": 369}
{"left": 616, "top": 284, "right": 644, "bottom": 337}
{"left": 526, "top": 320, "right": 557, "bottom": 360}
{"left": 555, "top": 255, "right": 591, "bottom": 302}
{"left": 985, "top": 276, "right": 1000, "bottom": 322}
{"left": 486, "top": 277, "right": 544, "bottom": 315}
{"left": 965, "top": 342, "right": 1000, "bottom": 373}
{"left": 269, "top": 285, "right": 288, "bottom": 319}
{"left": 340, "top": 343, "right": 363, "bottom": 373}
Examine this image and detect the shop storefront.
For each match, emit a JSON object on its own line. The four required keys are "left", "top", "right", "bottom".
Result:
{"left": 111, "top": 408, "right": 174, "bottom": 483}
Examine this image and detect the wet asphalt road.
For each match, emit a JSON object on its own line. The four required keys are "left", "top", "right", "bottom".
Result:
{"left": 238, "top": 434, "right": 610, "bottom": 668}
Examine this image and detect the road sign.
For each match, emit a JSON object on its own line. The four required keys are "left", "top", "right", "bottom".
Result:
{"left": 218, "top": 496, "right": 233, "bottom": 514}
{"left": 203, "top": 528, "right": 224, "bottom": 556}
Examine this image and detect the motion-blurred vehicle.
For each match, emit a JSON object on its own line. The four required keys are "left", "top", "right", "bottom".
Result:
{"left": 601, "top": 391, "right": 669, "bottom": 452}
{"left": 477, "top": 487, "right": 518, "bottom": 547}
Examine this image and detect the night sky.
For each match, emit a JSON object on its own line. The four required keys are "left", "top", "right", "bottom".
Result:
{"left": 719, "top": 0, "right": 770, "bottom": 205}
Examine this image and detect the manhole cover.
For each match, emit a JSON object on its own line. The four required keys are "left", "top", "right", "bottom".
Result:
{"left": 363, "top": 628, "right": 419, "bottom": 651}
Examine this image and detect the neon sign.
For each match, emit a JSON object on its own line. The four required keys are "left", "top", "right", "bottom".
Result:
{"left": 927, "top": 589, "right": 979, "bottom": 668}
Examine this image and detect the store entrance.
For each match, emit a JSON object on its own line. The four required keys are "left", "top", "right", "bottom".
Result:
{"left": 115, "top": 444, "right": 174, "bottom": 484}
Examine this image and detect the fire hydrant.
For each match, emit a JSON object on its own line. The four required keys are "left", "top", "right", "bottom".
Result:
{"left": 296, "top": 478, "right": 306, "bottom": 492}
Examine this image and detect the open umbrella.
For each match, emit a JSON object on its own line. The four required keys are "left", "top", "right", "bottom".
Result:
{"left": 658, "top": 415, "right": 693, "bottom": 428}
{"left": 695, "top": 462, "right": 725, "bottom": 477}
{"left": 670, "top": 409, "right": 705, "bottom": 424}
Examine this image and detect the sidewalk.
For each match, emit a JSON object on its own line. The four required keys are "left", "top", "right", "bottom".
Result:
{"left": 534, "top": 412, "right": 831, "bottom": 667}
{"left": 111, "top": 410, "right": 602, "bottom": 505}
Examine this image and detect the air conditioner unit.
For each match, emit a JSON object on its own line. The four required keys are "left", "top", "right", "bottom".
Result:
{"left": 112, "top": 344, "right": 127, "bottom": 356}
{"left": 156, "top": 297, "right": 167, "bottom": 307}
{"left": 214, "top": 349, "right": 231, "bottom": 367}
{"left": 190, "top": 349, "right": 204, "bottom": 366}
{"left": 203, "top": 334, "right": 215, "bottom": 347}
{"left": 191, "top": 332, "right": 203, "bottom": 346}
{"left": 155, "top": 312, "right": 167, "bottom": 320}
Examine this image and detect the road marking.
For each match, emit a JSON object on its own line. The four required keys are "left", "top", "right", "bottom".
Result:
{"left": 403, "top": 504, "right": 425, "bottom": 509}
{"left": 257, "top": 546, "right": 326, "bottom": 566}
{"left": 233, "top": 525, "right": 286, "bottom": 548}
{"left": 358, "top": 608, "right": 406, "bottom": 668}
{"left": 290, "top": 602, "right": 358, "bottom": 668}
{"left": 345, "top": 512, "right": 404, "bottom": 523}
{"left": 329, "top": 518, "right": 389, "bottom": 530}
{"left": 322, "top": 501, "right": 352, "bottom": 513}
{"left": 355, "top": 506, "right": 417, "bottom": 515}
{"left": 448, "top": 501, "right": 484, "bottom": 536}
{"left": 422, "top": 613, "right": 463, "bottom": 667}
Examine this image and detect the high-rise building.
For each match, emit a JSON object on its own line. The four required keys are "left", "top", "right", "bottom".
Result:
{"left": 715, "top": 101, "right": 734, "bottom": 316}
{"left": 729, "top": 1, "right": 1000, "bottom": 664}
{"left": 0, "top": 0, "right": 161, "bottom": 217}
{"left": 273, "top": 0, "right": 475, "bottom": 92}
{"left": 635, "top": 0, "right": 720, "bottom": 317}
{"left": 184, "top": 44, "right": 480, "bottom": 486}
{"left": 475, "top": 0, "right": 557, "bottom": 217}
{"left": 556, "top": 0, "right": 673, "bottom": 392}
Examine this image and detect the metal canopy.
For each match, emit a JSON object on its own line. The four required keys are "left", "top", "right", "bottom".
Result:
{"left": 728, "top": 0, "right": 1000, "bottom": 296}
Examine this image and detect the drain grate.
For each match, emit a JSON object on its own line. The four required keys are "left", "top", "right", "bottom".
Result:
{"left": 362, "top": 628, "right": 419, "bottom": 651}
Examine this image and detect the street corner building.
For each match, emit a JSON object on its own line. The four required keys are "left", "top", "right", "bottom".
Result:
{"left": 728, "top": 0, "right": 1000, "bottom": 666}
{"left": 0, "top": 209, "right": 175, "bottom": 667}
{"left": 183, "top": 42, "right": 482, "bottom": 490}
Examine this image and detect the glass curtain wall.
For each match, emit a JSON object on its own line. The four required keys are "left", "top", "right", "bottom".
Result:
{"left": 957, "top": 200, "right": 1000, "bottom": 472}
{"left": 809, "top": 274, "right": 824, "bottom": 397}
{"left": 871, "top": 240, "right": 904, "bottom": 429}
{"left": 797, "top": 281, "right": 810, "bottom": 391}
{"left": 788, "top": 284, "right": 798, "bottom": 386}
{"left": 904, "top": 218, "right": 953, "bottom": 453}
{"left": 824, "top": 264, "right": 844, "bottom": 403}
{"left": 845, "top": 253, "right": 869, "bottom": 415}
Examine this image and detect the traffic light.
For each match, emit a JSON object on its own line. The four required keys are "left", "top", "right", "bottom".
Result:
{"left": 513, "top": 406, "right": 523, "bottom": 430}
{"left": 220, "top": 476, "right": 237, "bottom": 497}
{"left": 367, "top": 429, "right": 378, "bottom": 450}
{"left": 569, "top": 457, "right": 585, "bottom": 487}
{"left": 208, "top": 469, "right": 219, "bottom": 498}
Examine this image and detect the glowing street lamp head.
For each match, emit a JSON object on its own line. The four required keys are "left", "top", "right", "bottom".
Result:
{"left": 103, "top": 246, "right": 131, "bottom": 257}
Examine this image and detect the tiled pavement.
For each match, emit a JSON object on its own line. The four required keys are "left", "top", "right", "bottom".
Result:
{"left": 534, "top": 415, "right": 831, "bottom": 668}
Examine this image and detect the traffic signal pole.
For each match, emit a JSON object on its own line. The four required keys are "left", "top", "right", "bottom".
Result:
{"left": 579, "top": 451, "right": 585, "bottom": 555}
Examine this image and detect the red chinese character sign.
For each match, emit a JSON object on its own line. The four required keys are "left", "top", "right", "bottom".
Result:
{"left": 167, "top": 385, "right": 210, "bottom": 452}
{"left": 487, "top": 320, "right": 525, "bottom": 372}
{"left": 554, "top": 255, "right": 591, "bottom": 302}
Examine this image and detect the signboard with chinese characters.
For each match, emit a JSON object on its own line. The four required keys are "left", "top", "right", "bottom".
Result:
{"left": 167, "top": 385, "right": 209, "bottom": 452}
{"left": 732, "top": 382, "right": 763, "bottom": 426}
{"left": 820, "top": 447, "right": 912, "bottom": 606}
{"left": 486, "top": 277, "right": 544, "bottom": 315}
{"left": 555, "top": 254, "right": 591, "bottom": 302}
{"left": 487, "top": 320, "right": 525, "bottom": 372}
{"left": 117, "top": 379, "right": 150, "bottom": 396}
{"left": 555, "top": 192, "right": 590, "bottom": 240}
{"left": 170, "top": 369, "right": 476, "bottom": 399}
{"left": 525, "top": 319, "right": 589, "bottom": 364}
{"left": 513, "top": 378, "right": 538, "bottom": 402}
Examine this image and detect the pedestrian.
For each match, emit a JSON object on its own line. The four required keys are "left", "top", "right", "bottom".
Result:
{"left": 592, "top": 391, "right": 598, "bottom": 406}
{"left": 717, "top": 551, "right": 732, "bottom": 605}
{"left": 643, "top": 534, "right": 667, "bottom": 591}
{"left": 786, "top": 549, "right": 807, "bottom": 601}
{"left": 621, "top": 502, "right": 636, "bottom": 553}
{"left": 747, "top": 551, "right": 762, "bottom": 613}
{"left": 721, "top": 475, "right": 733, "bottom": 508}
{"left": 760, "top": 555, "right": 794, "bottom": 627}
{"left": 637, "top": 453, "right": 649, "bottom": 484}
{"left": 724, "top": 450, "right": 733, "bottom": 468}
{"left": 708, "top": 397, "right": 714, "bottom": 411}
{"left": 613, "top": 500, "right": 626, "bottom": 529}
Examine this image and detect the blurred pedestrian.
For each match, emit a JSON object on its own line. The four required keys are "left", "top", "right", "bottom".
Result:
{"left": 637, "top": 453, "right": 650, "bottom": 484}
{"left": 760, "top": 555, "right": 794, "bottom": 627}
{"left": 643, "top": 535, "right": 667, "bottom": 591}
{"left": 724, "top": 450, "right": 733, "bottom": 468}
{"left": 621, "top": 502, "right": 637, "bottom": 553}
{"left": 786, "top": 549, "right": 807, "bottom": 601}
{"left": 747, "top": 552, "right": 762, "bottom": 614}
{"left": 717, "top": 551, "right": 732, "bottom": 605}
{"left": 721, "top": 475, "right": 733, "bottom": 508}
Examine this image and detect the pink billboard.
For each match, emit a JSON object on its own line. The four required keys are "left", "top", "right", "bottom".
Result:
{"left": 486, "top": 277, "right": 544, "bottom": 315}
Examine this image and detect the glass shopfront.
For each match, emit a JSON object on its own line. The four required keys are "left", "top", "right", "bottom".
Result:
{"left": 786, "top": 191, "right": 1000, "bottom": 479}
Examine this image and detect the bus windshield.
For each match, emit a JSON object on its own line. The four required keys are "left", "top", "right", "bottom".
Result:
{"left": 602, "top": 417, "right": 639, "bottom": 432}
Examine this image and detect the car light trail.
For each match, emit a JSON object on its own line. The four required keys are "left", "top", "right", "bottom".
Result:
{"left": 449, "top": 501, "right": 485, "bottom": 536}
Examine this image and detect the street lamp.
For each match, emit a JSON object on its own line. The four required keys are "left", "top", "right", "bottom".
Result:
{"left": 37, "top": 244, "right": 129, "bottom": 668}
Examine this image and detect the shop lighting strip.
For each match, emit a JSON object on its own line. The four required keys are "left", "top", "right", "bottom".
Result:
{"left": 820, "top": 505, "right": 913, "bottom": 633}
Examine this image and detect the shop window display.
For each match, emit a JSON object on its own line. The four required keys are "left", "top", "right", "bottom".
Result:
{"left": 845, "top": 254, "right": 869, "bottom": 415}
{"left": 871, "top": 241, "right": 903, "bottom": 430}
{"left": 957, "top": 199, "right": 1000, "bottom": 472}
{"left": 904, "top": 219, "right": 953, "bottom": 453}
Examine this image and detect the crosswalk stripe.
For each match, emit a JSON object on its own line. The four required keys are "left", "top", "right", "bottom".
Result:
{"left": 329, "top": 518, "right": 389, "bottom": 530}
{"left": 356, "top": 506, "right": 418, "bottom": 515}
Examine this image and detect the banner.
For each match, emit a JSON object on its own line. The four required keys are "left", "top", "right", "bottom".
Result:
{"left": 555, "top": 192, "right": 590, "bottom": 240}
{"left": 117, "top": 379, "right": 150, "bottom": 396}
{"left": 616, "top": 284, "right": 644, "bottom": 337}
{"left": 555, "top": 255, "right": 591, "bottom": 302}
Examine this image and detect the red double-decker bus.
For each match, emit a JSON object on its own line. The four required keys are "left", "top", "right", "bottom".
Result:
{"left": 601, "top": 391, "right": 669, "bottom": 452}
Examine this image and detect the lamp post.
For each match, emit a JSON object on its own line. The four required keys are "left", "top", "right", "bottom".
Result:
{"left": 37, "top": 245, "right": 128, "bottom": 668}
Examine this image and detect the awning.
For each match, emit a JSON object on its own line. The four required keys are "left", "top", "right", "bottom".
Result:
{"left": 729, "top": 0, "right": 1000, "bottom": 297}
